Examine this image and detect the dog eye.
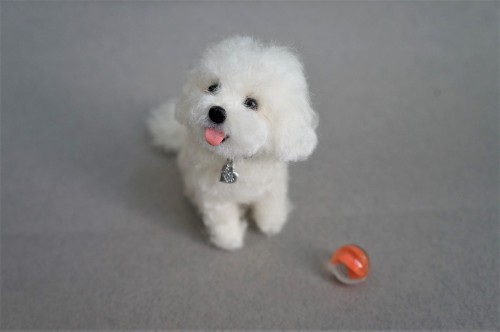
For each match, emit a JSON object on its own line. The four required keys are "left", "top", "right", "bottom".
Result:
{"left": 207, "top": 83, "right": 219, "bottom": 94}
{"left": 244, "top": 97, "right": 258, "bottom": 110}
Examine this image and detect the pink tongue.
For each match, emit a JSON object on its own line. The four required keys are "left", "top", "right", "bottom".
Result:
{"left": 205, "top": 128, "right": 225, "bottom": 146}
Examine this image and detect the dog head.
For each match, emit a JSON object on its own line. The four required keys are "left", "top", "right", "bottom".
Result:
{"left": 176, "top": 36, "right": 318, "bottom": 162}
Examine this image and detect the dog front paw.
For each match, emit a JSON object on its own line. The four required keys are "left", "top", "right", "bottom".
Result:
{"left": 256, "top": 218, "right": 286, "bottom": 236}
{"left": 208, "top": 221, "right": 247, "bottom": 251}
{"left": 210, "top": 233, "right": 243, "bottom": 251}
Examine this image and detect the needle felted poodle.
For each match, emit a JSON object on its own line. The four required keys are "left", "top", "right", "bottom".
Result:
{"left": 148, "top": 36, "right": 318, "bottom": 250}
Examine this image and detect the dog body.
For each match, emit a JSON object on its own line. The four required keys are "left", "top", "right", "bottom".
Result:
{"left": 148, "top": 37, "right": 317, "bottom": 250}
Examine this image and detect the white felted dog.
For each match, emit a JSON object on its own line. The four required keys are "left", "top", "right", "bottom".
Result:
{"left": 148, "top": 36, "right": 318, "bottom": 250}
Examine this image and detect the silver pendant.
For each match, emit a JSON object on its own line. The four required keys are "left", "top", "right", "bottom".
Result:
{"left": 220, "top": 159, "right": 238, "bottom": 184}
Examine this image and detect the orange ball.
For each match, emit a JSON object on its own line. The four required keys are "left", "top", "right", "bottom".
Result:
{"left": 328, "top": 244, "right": 369, "bottom": 285}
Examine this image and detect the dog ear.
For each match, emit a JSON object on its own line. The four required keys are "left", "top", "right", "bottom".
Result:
{"left": 274, "top": 96, "right": 318, "bottom": 162}
{"left": 174, "top": 97, "right": 188, "bottom": 126}
{"left": 174, "top": 79, "right": 195, "bottom": 126}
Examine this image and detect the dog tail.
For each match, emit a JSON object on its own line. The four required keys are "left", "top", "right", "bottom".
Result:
{"left": 147, "top": 99, "right": 186, "bottom": 153}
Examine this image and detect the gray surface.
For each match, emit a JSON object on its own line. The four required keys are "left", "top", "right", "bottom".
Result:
{"left": 1, "top": 1, "right": 498, "bottom": 330}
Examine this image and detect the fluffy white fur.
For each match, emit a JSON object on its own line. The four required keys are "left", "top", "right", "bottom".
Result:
{"left": 148, "top": 36, "right": 318, "bottom": 250}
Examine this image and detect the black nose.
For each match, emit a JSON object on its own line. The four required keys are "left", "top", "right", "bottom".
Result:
{"left": 208, "top": 106, "right": 226, "bottom": 124}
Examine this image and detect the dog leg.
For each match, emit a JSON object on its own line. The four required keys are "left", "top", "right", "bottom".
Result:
{"left": 253, "top": 185, "right": 290, "bottom": 236}
{"left": 202, "top": 202, "right": 247, "bottom": 250}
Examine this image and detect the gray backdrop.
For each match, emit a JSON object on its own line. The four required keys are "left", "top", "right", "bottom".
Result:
{"left": 1, "top": 1, "right": 498, "bottom": 330}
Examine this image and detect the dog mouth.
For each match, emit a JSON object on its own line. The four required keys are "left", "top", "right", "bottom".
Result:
{"left": 205, "top": 127, "right": 229, "bottom": 146}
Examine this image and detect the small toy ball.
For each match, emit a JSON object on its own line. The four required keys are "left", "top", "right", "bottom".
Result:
{"left": 328, "top": 244, "right": 369, "bottom": 285}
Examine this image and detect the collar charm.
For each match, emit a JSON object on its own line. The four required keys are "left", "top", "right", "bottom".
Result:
{"left": 220, "top": 159, "right": 238, "bottom": 184}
